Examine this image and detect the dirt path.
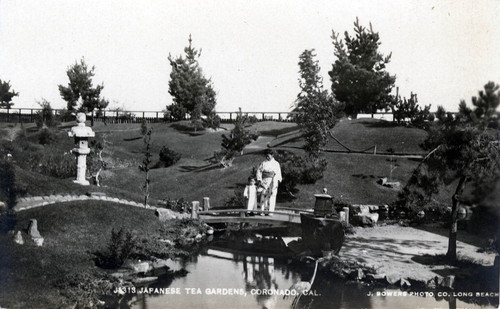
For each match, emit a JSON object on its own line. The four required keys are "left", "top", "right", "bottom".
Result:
{"left": 340, "top": 225, "right": 497, "bottom": 283}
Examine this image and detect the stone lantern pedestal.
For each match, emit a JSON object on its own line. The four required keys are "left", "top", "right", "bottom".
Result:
{"left": 68, "top": 113, "right": 95, "bottom": 186}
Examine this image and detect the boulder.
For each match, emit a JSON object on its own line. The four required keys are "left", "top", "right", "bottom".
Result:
{"left": 156, "top": 208, "right": 175, "bottom": 221}
{"left": 133, "top": 261, "right": 151, "bottom": 273}
{"left": 14, "top": 231, "right": 24, "bottom": 245}
{"left": 28, "top": 219, "right": 42, "bottom": 238}
{"left": 352, "top": 213, "right": 379, "bottom": 227}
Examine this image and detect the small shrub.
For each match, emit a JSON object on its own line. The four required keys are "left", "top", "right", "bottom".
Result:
{"left": 140, "top": 119, "right": 149, "bottom": 136}
{"left": 202, "top": 111, "right": 221, "bottom": 130}
{"left": 211, "top": 149, "right": 236, "bottom": 168}
{"left": 35, "top": 99, "right": 59, "bottom": 128}
{"left": 274, "top": 150, "right": 328, "bottom": 198}
{"left": 54, "top": 271, "right": 116, "bottom": 308}
{"left": 158, "top": 198, "right": 190, "bottom": 213}
{"left": 224, "top": 187, "right": 245, "bottom": 209}
{"left": 159, "top": 146, "right": 181, "bottom": 167}
{"left": 167, "top": 104, "right": 187, "bottom": 121}
{"left": 28, "top": 148, "right": 76, "bottom": 179}
{"left": 94, "top": 228, "right": 136, "bottom": 269}
{"left": 38, "top": 127, "right": 57, "bottom": 145}
{"left": 0, "top": 159, "right": 26, "bottom": 208}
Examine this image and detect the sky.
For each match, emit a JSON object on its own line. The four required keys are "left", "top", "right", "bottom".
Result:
{"left": 1, "top": 0, "right": 499, "bottom": 113}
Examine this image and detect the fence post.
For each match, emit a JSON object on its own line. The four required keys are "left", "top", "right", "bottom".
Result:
{"left": 203, "top": 197, "right": 210, "bottom": 211}
{"left": 31, "top": 109, "right": 34, "bottom": 122}
{"left": 191, "top": 201, "right": 199, "bottom": 219}
{"left": 156, "top": 112, "right": 159, "bottom": 122}
{"left": 262, "top": 113, "right": 265, "bottom": 121}
{"left": 18, "top": 109, "right": 21, "bottom": 123}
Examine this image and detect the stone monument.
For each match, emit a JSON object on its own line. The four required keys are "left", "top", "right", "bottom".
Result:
{"left": 68, "top": 113, "right": 95, "bottom": 185}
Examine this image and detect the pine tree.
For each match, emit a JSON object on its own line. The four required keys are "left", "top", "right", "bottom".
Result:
{"left": 407, "top": 82, "right": 499, "bottom": 261}
{"left": 329, "top": 18, "right": 395, "bottom": 118}
{"left": 295, "top": 49, "right": 343, "bottom": 158}
{"left": 0, "top": 79, "right": 19, "bottom": 110}
{"left": 167, "top": 35, "right": 217, "bottom": 123}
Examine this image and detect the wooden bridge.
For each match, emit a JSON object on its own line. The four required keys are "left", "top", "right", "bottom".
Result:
{"left": 192, "top": 206, "right": 315, "bottom": 226}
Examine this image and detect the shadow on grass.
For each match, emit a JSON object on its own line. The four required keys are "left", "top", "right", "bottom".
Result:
{"left": 358, "top": 121, "right": 399, "bottom": 128}
{"left": 123, "top": 136, "right": 143, "bottom": 141}
{"left": 352, "top": 174, "right": 381, "bottom": 179}
{"left": 178, "top": 164, "right": 220, "bottom": 173}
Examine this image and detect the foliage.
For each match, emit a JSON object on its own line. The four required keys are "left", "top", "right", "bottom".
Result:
{"left": 274, "top": 150, "right": 328, "bottom": 198}
{"left": 0, "top": 79, "right": 19, "bottom": 109}
{"left": 329, "top": 18, "right": 396, "bottom": 118}
{"left": 35, "top": 98, "right": 59, "bottom": 128}
{"left": 139, "top": 128, "right": 153, "bottom": 206}
{"left": 221, "top": 114, "right": 259, "bottom": 154}
{"left": 158, "top": 146, "right": 181, "bottom": 167}
{"left": 211, "top": 149, "right": 236, "bottom": 168}
{"left": 399, "top": 81, "right": 500, "bottom": 260}
{"left": 54, "top": 271, "right": 116, "bottom": 309}
{"left": 94, "top": 228, "right": 136, "bottom": 269}
{"left": 88, "top": 135, "right": 108, "bottom": 186}
{"left": 167, "top": 35, "right": 217, "bottom": 121}
{"left": 38, "top": 127, "right": 58, "bottom": 145}
{"left": 391, "top": 91, "right": 433, "bottom": 128}
{"left": 140, "top": 119, "right": 149, "bottom": 136}
{"left": 58, "top": 57, "right": 109, "bottom": 114}
{"left": 0, "top": 159, "right": 27, "bottom": 208}
{"left": 202, "top": 111, "right": 222, "bottom": 130}
{"left": 294, "top": 49, "right": 344, "bottom": 158}
{"left": 158, "top": 198, "right": 190, "bottom": 213}
{"left": 27, "top": 147, "right": 76, "bottom": 178}
{"left": 224, "top": 187, "right": 246, "bottom": 209}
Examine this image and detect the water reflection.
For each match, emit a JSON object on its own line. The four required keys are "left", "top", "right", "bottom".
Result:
{"left": 127, "top": 231, "right": 498, "bottom": 309}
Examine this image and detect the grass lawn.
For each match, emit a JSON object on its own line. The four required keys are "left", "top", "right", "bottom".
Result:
{"left": 2, "top": 118, "right": 445, "bottom": 208}
{"left": 0, "top": 200, "right": 195, "bottom": 308}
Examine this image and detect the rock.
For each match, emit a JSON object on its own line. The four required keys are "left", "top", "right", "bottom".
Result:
{"left": 33, "top": 237, "right": 44, "bottom": 246}
{"left": 28, "top": 219, "right": 42, "bottom": 238}
{"left": 155, "top": 208, "right": 175, "bottom": 221}
{"left": 0, "top": 201, "right": 6, "bottom": 210}
{"left": 378, "top": 177, "right": 388, "bottom": 185}
{"left": 352, "top": 213, "right": 379, "bottom": 227}
{"left": 384, "top": 274, "right": 399, "bottom": 285}
{"left": 399, "top": 278, "right": 411, "bottom": 288}
{"left": 195, "top": 234, "right": 203, "bottom": 242}
{"left": 206, "top": 228, "right": 214, "bottom": 235}
{"left": 383, "top": 181, "right": 401, "bottom": 189}
{"left": 14, "top": 231, "right": 24, "bottom": 245}
{"left": 133, "top": 261, "right": 151, "bottom": 273}
{"left": 152, "top": 259, "right": 170, "bottom": 269}
{"left": 442, "top": 275, "right": 455, "bottom": 289}
{"left": 132, "top": 277, "right": 158, "bottom": 284}
{"left": 86, "top": 192, "right": 106, "bottom": 198}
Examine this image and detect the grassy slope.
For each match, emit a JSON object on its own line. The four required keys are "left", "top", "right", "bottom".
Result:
{"left": 6, "top": 118, "right": 434, "bottom": 208}
{"left": 0, "top": 201, "right": 165, "bottom": 308}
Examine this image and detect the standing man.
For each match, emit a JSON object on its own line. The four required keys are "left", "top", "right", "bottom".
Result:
{"left": 256, "top": 149, "right": 282, "bottom": 216}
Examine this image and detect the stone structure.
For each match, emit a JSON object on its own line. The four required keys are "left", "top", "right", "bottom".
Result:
{"left": 28, "top": 219, "right": 44, "bottom": 246}
{"left": 68, "top": 113, "right": 95, "bottom": 185}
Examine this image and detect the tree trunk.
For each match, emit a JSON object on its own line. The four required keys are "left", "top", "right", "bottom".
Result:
{"left": 446, "top": 176, "right": 468, "bottom": 261}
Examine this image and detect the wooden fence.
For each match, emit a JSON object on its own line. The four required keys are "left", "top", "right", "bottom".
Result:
{"left": 0, "top": 107, "right": 402, "bottom": 124}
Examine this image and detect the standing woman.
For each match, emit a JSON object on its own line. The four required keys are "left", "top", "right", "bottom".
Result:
{"left": 256, "top": 149, "right": 282, "bottom": 215}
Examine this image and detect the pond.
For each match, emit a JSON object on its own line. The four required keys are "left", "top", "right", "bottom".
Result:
{"left": 126, "top": 228, "right": 498, "bottom": 309}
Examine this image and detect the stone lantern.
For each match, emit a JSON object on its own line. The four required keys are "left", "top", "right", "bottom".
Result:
{"left": 68, "top": 113, "right": 95, "bottom": 185}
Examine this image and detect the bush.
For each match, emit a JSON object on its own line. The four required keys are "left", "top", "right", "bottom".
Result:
{"left": 210, "top": 149, "right": 236, "bottom": 168}
{"left": 274, "top": 150, "right": 328, "bottom": 198}
{"left": 158, "top": 198, "right": 190, "bottom": 213}
{"left": 94, "top": 228, "right": 136, "bottom": 269}
{"left": 54, "top": 271, "right": 116, "bottom": 308}
{"left": 35, "top": 99, "right": 59, "bottom": 128}
{"left": 38, "top": 127, "right": 57, "bottom": 145}
{"left": 224, "top": 187, "right": 246, "bottom": 209}
{"left": 391, "top": 92, "right": 433, "bottom": 129}
{"left": 167, "top": 104, "right": 187, "bottom": 121}
{"left": 140, "top": 119, "right": 149, "bottom": 136}
{"left": 159, "top": 146, "right": 181, "bottom": 167}
{"left": 202, "top": 111, "right": 221, "bottom": 130}
{"left": 0, "top": 159, "right": 26, "bottom": 208}
{"left": 28, "top": 148, "right": 76, "bottom": 179}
